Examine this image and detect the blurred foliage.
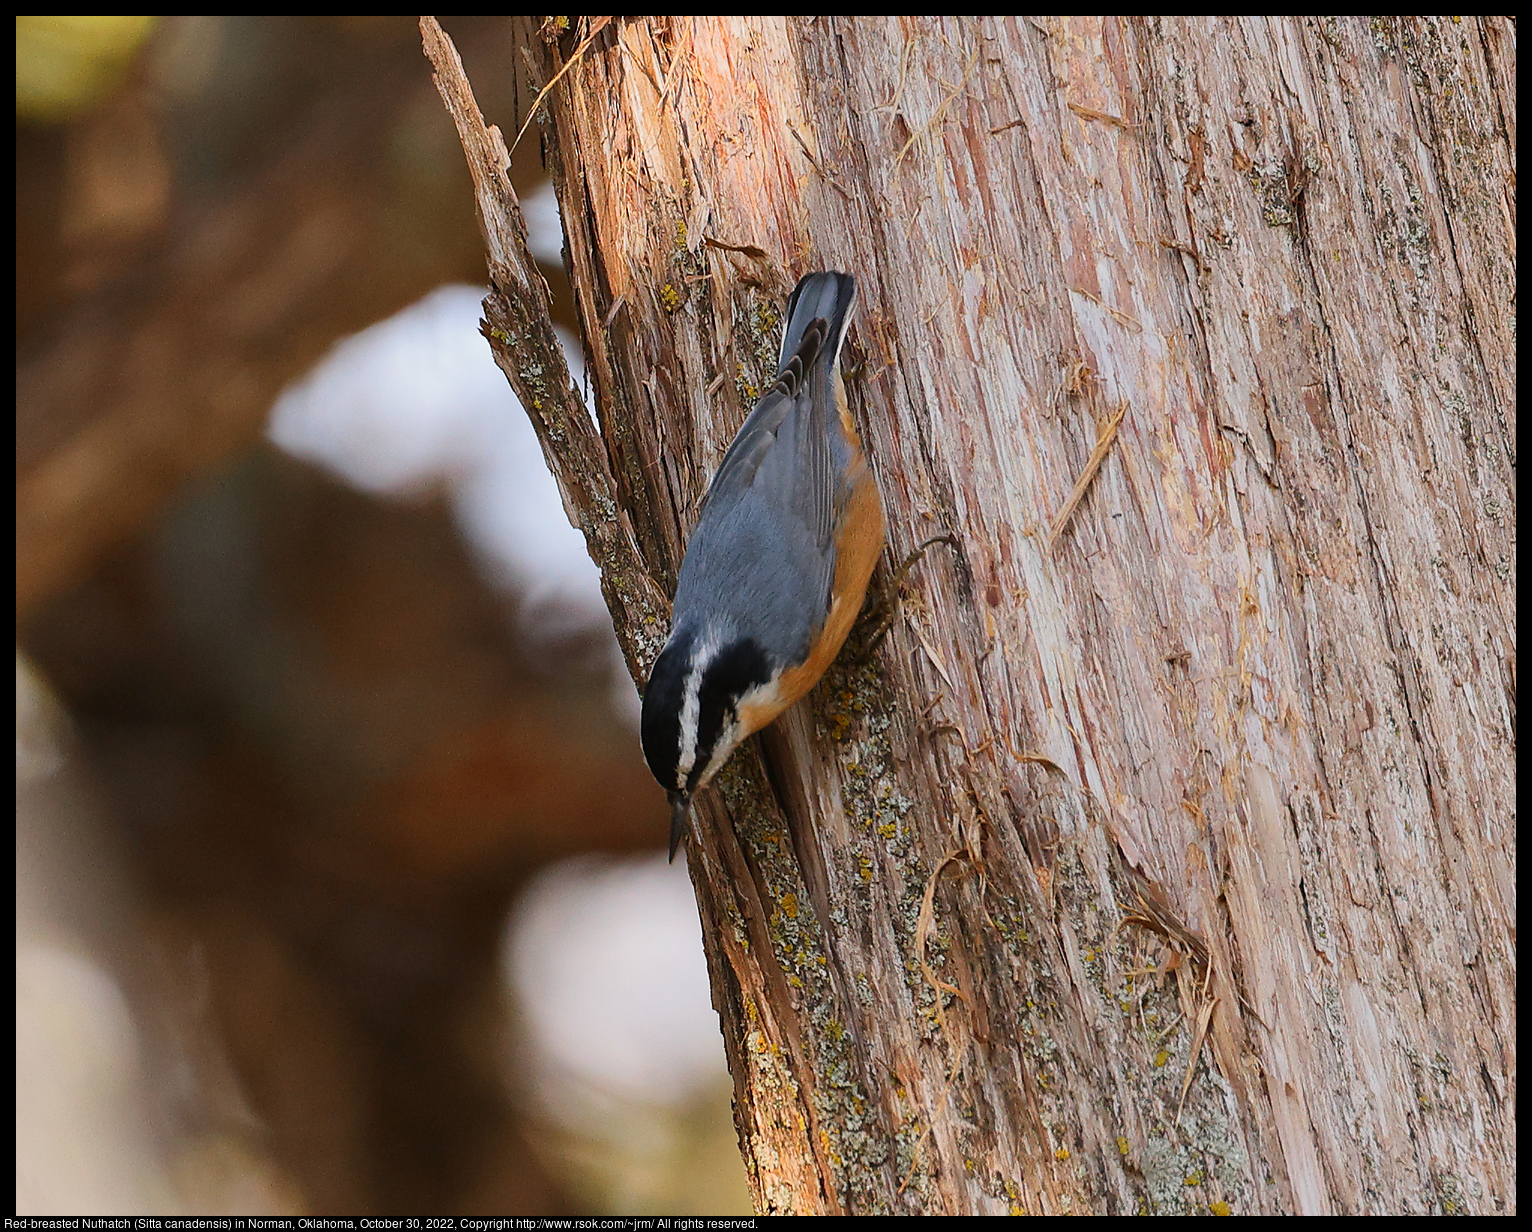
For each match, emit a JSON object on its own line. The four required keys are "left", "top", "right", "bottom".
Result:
{"left": 16, "top": 14, "right": 748, "bottom": 1217}
{"left": 16, "top": 15, "right": 158, "bottom": 123}
{"left": 530, "top": 1080, "right": 752, "bottom": 1215}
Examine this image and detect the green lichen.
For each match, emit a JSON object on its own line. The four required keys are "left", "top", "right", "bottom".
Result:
{"left": 732, "top": 292, "right": 784, "bottom": 405}
{"left": 1434, "top": 1171, "right": 1469, "bottom": 1216}
{"left": 715, "top": 745, "right": 893, "bottom": 1211}
{"left": 1368, "top": 16, "right": 1397, "bottom": 61}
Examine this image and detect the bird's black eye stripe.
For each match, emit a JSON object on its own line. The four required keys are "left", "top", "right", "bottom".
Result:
{"left": 640, "top": 626, "right": 695, "bottom": 790}
{"left": 690, "top": 638, "right": 772, "bottom": 790}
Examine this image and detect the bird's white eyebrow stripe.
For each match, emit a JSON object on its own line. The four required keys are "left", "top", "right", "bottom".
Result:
{"left": 676, "top": 660, "right": 702, "bottom": 789}
{"left": 673, "top": 627, "right": 724, "bottom": 789}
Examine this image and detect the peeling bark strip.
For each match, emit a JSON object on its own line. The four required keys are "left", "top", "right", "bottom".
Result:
{"left": 430, "top": 16, "right": 1515, "bottom": 1215}
{"left": 420, "top": 17, "right": 668, "bottom": 681}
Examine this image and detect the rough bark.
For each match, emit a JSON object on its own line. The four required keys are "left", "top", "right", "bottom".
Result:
{"left": 440, "top": 16, "right": 1515, "bottom": 1215}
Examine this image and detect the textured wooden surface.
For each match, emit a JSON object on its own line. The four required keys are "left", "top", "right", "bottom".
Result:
{"left": 476, "top": 17, "right": 1514, "bottom": 1214}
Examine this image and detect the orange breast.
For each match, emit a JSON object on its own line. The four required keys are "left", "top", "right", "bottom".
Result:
{"left": 735, "top": 455, "right": 886, "bottom": 734}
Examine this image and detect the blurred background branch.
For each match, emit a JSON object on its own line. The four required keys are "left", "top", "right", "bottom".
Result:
{"left": 19, "top": 15, "right": 518, "bottom": 612}
{"left": 16, "top": 15, "right": 747, "bottom": 1216}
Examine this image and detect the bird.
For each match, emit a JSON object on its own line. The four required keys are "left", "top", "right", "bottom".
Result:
{"left": 640, "top": 270, "right": 886, "bottom": 861}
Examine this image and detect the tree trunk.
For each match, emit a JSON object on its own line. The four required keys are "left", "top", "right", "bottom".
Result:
{"left": 437, "top": 16, "right": 1516, "bottom": 1215}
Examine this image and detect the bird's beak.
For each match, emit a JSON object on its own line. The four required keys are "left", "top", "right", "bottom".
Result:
{"left": 667, "top": 790, "right": 691, "bottom": 863}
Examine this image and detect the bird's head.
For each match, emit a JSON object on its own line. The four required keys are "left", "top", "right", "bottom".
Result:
{"left": 640, "top": 622, "right": 773, "bottom": 860}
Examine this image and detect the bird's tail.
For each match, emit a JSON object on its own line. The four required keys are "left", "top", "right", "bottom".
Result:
{"left": 777, "top": 271, "right": 857, "bottom": 377}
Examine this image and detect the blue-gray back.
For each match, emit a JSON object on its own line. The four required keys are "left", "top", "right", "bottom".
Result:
{"left": 672, "top": 272, "right": 857, "bottom": 667}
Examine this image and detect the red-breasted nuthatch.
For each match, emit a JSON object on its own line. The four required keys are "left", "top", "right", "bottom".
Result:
{"left": 641, "top": 271, "right": 886, "bottom": 860}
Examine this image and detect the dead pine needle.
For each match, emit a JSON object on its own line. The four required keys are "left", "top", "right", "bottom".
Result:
{"left": 1176, "top": 967, "right": 1220, "bottom": 1124}
{"left": 601, "top": 292, "right": 627, "bottom": 329}
{"left": 1048, "top": 399, "right": 1128, "bottom": 550}
{"left": 788, "top": 121, "right": 851, "bottom": 198}
{"left": 895, "top": 46, "right": 981, "bottom": 166}
{"left": 914, "top": 853, "right": 970, "bottom": 1078}
{"left": 896, "top": 1050, "right": 966, "bottom": 1199}
{"left": 512, "top": 15, "right": 613, "bottom": 153}
{"left": 897, "top": 1121, "right": 933, "bottom": 1195}
{"left": 1070, "top": 284, "right": 1142, "bottom": 332}
{"left": 1067, "top": 100, "right": 1138, "bottom": 130}
{"left": 1158, "top": 235, "right": 1204, "bottom": 270}
{"left": 701, "top": 235, "right": 771, "bottom": 263}
{"left": 875, "top": 32, "right": 917, "bottom": 115}
{"left": 1000, "top": 729, "right": 1067, "bottom": 776}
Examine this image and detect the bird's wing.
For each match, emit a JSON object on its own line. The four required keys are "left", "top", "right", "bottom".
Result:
{"left": 701, "top": 319, "right": 836, "bottom": 556}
